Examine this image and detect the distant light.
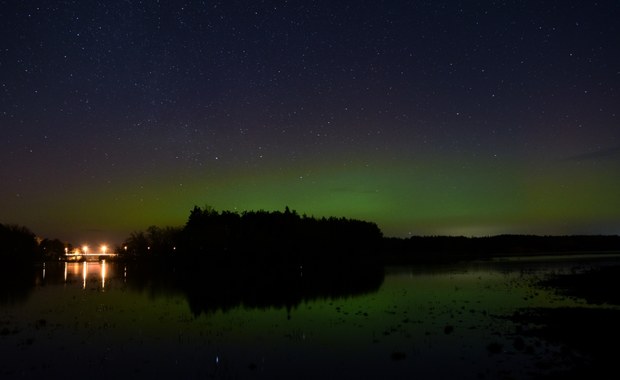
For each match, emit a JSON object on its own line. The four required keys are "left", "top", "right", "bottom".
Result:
{"left": 82, "top": 245, "right": 89, "bottom": 254}
{"left": 101, "top": 245, "right": 107, "bottom": 254}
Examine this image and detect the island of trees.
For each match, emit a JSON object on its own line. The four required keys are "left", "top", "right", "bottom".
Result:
{"left": 121, "top": 206, "right": 382, "bottom": 265}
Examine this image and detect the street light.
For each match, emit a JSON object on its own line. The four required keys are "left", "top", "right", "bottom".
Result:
{"left": 82, "top": 245, "right": 89, "bottom": 254}
{"left": 101, "top": 245, "right": 107, "bottom": 255}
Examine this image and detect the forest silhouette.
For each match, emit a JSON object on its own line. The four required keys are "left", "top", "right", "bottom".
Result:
{"left": 121, "top": 206, "right": 384, "bottom": 266}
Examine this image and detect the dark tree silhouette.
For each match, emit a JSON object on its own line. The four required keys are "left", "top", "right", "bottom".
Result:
{"left": 120, "top": 205, "right": 383, "bottom": 268}
{"left": 39, "top": 238, "right": 67, "bottom": 260}
{"left": 120, "top": 226, "right": 182, "bottom": 259}
{"left": 0, "top": 223, "right": 40, "bottom": 263}
{"left": 176, "top": 205, "right": 383, "bottom": 265}
{"left": 0, "top": 223, "right": 40, "bottom": 304}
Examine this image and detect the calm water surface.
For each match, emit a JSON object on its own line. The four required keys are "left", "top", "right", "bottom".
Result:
{"left": 2, "top": 255, "right": 619, "bottom": 379}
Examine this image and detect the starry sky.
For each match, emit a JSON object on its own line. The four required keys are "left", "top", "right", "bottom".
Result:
{"left": 1, "top": 1, "right": 619, "bottom": 244}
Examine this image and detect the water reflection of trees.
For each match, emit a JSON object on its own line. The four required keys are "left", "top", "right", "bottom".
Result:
{"left": 0, "top": 264, "right": 37, "bottom": 305}
{"left": 125, "top": 258, "right": 385, "bottom": 317}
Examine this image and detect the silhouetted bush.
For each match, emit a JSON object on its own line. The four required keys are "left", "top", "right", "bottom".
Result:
{"left": 0, "top": 223, "right": 40, "bottom": 263}
{"left": 39, "top": 238, "right": 67, "bottom": 260}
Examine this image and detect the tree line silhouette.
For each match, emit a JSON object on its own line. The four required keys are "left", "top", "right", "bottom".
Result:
{"left": 121, "top": 206, "right": 384, "bottom": 266}
{"left": 3, "top": 215, "right": 620, "bottom": 266}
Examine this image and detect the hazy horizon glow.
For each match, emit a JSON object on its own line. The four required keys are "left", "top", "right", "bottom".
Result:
{"left": 1, "top": 1, "right": 619, "bottom": 244}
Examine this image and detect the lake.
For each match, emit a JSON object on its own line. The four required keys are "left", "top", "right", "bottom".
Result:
{"left": 1, "top": 254, "right": 619, "bottom": 379}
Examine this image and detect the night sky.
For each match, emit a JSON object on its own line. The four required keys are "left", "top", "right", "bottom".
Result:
{"left": 1, "top": 1, "right": 619, "bottom": 244}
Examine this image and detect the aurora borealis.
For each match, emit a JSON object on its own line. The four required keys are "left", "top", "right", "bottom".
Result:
{"left": 1, "top": 1, "right": 619, "bottom": 244}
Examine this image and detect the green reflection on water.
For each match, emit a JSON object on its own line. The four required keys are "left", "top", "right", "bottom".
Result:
{"left": 1, "top": 256, "right": 618, "bottom": 379}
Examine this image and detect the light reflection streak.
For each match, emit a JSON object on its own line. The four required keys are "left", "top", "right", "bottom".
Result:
{"left": 101, "top": 260, "right": 106, "bottom": 289}
{"left": 64, "top": 261, "right": 110, "bottom": 290}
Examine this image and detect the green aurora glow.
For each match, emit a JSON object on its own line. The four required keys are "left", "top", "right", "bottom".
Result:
{"left": 5, "top": 150, "right": 618, "bottom": 244}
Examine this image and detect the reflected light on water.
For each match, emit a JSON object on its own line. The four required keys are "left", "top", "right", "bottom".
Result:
{"left": 62, "top": 261, "right": 110, "bottom": 290}
{"left": 101, "top": 260, "right": 106, "bottom": 289}
{"left": 82, "top": 261, "right": 87, "bottom": 289}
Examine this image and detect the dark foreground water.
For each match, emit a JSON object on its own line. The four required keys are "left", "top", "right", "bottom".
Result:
{"left": 1, "top": 254, "right": 619, "bottom": 379}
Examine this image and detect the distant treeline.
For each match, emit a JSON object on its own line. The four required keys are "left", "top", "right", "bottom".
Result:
{"left": 384, "top": 234, "right": 620, "bottom": 263}
{"left": 121, "top": 206, "right": 384, "bottom": 264}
